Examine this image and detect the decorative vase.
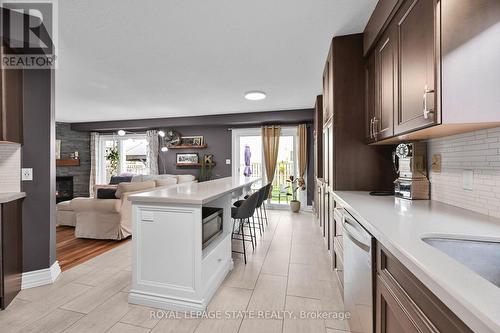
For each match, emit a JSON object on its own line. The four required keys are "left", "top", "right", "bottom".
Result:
{"left": 290, "top": 200, "right": 301, "bottom": 213}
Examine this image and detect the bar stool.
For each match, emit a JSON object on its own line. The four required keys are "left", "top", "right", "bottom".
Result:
{"left": 234, "top": 184, "right": 269, "bottom": 237}
{"left": 231, "top": 191, "right": 260, "bottom": 264}
{"left": 260, "top": 183, "right": 271, "bottom": 226}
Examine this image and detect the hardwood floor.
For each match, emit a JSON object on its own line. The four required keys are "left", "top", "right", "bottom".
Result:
{"left": 56, "top": 226, "right": 130, "bottom": 271}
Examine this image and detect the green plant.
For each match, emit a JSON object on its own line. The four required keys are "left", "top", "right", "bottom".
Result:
{"left": 105, "top": 145, "right": 119, "bottom": 175}
{"left": 287, "top": 175, "right": 306, "bottom": 201}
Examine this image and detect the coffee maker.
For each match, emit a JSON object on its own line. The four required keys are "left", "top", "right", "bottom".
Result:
{"left": 393, "top": 142, "right": 429, "bottom": 200}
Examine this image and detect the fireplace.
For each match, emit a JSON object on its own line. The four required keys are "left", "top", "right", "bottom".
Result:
{"left": 56, "top": 176, "right": 74, "bottom": 203}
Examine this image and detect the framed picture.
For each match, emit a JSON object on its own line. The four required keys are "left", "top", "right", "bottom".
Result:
{"left": 180, "top": 136, "right": 204, "bottom": 146}
{"left": 176, "top": 153, "right": 199, "bottom": 165}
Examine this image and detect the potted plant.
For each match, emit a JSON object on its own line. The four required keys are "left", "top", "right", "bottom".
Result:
{"left": 287, "top": 175, "right": 306, "bottom": 213}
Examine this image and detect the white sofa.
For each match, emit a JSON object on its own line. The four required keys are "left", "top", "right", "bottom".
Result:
{"left": 57, "top": 174, "right": 196, "bottom": 240}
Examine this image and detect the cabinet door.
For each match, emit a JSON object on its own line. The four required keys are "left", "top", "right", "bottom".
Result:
{"left": 323, "top": 47, "right": 333, "bottom": 123}
{"left": 375, "top": 26, "right": 397, "bottom": 140}
{"left": 365, "top": 53, "right": 376, "bottom": 143}
{"left": 0, "top": 43, "right": 24, "bottom": 144}
{"left": 376, "top": 276, "right": 420, "bottom": 333}
{"left": 0, "top": 199, "right": 23, "bottom": 309}
{"left": 395, "top": 0, "right": 437, "bottom": 134}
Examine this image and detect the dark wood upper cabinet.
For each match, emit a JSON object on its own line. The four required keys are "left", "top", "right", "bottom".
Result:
{"left": 364, "top": 0, "right": 500, "bottom": 144}
{"left": 394, "top": 0, "right": 437, "bottom": 135}
{"left": 365, "top": 53, "right": 376, "bottom": 143}
{"left": 374, "top": 26, "right": 396, "bottom": 140}
{"left": 320, "top": 34, "right": 395, "bottom": 192}
{"left": 322, "top": 48, "right": 333, "bottom": 124}
{"left": 0, "top": 43, "right": 24, "bottom": 145}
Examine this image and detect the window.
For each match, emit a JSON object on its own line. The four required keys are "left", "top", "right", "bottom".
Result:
{"left": 97, "top": 134, "right": 149, "bottom": 184}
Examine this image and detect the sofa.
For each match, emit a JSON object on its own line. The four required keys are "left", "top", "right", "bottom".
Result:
{"left": 57, "top": 174, "right": 196, "bottom": 240}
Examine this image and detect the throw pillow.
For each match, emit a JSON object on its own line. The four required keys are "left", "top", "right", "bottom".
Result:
{"left": 109, "top": 176, "right": 133, "bottom": 185}
{"left": 96, "top": 188, "right": 117, "bottom": 199}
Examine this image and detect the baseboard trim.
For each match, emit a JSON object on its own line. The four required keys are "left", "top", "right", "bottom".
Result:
{"left": 21, "top": 261, "right": 61, "bottom": 290}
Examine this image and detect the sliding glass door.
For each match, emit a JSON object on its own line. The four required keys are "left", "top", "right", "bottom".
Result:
{"left": 232, "top": 127, "right": 299, "bottom": 207}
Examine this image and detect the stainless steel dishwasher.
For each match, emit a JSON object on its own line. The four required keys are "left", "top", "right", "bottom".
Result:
{"left": 342, "top": 210, "right": 374, "bottom": 333}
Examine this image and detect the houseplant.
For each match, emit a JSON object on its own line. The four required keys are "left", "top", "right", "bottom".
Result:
{"left": 288, "top": 175, "right": 305, "bottom": 213}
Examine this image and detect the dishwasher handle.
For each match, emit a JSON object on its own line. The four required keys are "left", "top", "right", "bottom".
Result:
{"left": 343, "top": 215, "right": 371, "bottom": 253}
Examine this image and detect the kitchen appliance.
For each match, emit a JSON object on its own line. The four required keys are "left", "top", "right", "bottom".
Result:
{"left": 202, "top": 207, "right": 223, "bottom": 249}
{"left": 342, "top": 210, "right": 374, "bottom": 333}
{"left": 393, "top": 142, "right": 430, "bottom": 200}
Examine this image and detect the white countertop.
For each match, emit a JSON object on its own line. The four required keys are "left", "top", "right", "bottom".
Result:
{"left": 129, "top": 177, "right": 261, "bottom": 205}
{"left": 0, "top": 192, "right": 26, "bottom": 203}
{"left": 332, "top": 191, "right": 500, "bottom": 333}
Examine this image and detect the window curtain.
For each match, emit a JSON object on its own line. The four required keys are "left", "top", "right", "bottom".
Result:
{"left": 297, "top": 124, "right": 307, "bottom": 181}
{"left": 262, "top": 125, "right": 281, "bottom": 197}
{"left": 146, "top": 130, "right": 159, "bottom": 175}
{"left": 89, "top": 132, "right": 99, "bottom": 197}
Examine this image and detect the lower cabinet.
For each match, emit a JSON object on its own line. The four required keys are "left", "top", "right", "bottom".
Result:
{"left": 0, "top": 199, "right": 23, "bottom": 310}
{"left": 376, "top": 243, "right": 472, "bottom": 333}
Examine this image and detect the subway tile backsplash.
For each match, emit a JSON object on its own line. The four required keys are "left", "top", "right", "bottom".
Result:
{"left": 428, "top": 127, "right": 500, "bottom": 218}
{"left": 0, "top": 143, "right": 21, "bottom": 192}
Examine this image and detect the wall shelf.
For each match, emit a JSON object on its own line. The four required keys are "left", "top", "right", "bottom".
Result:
{"left": 175, "top": 163, "right": 216, "bottom": 168}
{"left": 56, "top": 159, "right": 80, "bottom": 167}
{"left": 168, "top": 144, "right": 208, "bottom": 149}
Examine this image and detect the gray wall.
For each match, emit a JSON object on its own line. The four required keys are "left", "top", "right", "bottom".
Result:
{"left": 70, "top": 109, "right": 315, "bottom": 204}
{"left": 158, "top": 126, "right": 231, "bottom": 179}
{"left": 56, "top": 122, "right": 90, "bottom": 197}
{"left": 21, "top": 69, "right": 56, "bottom": 272}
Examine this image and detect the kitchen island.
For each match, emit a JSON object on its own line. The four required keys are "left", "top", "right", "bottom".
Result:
{"left": 127, "top": 176, "right": 260, "bottom": 311}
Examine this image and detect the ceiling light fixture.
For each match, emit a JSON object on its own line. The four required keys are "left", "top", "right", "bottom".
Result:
{"left": 161, "top": 146, "right": 169, "bottom": 152}
{"left": 158, "top": 130, "right": 165, "bottom": 137}
{"left": 244, "top": 91, "right": 266, "bottom": 101}
{"left": 117, "top": 129, "right": 126, "bottom": 136}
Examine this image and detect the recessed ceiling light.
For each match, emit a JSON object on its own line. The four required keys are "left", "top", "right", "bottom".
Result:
{"left": 158, "top": 130, "right": 165, "bottom": 137}
{"left": 244, "top": 91, "right": 266, "bottom": 101}
{"left": 117, "top": 130, "right": 126, "bottom": 136}
{"left": 161, "top": 146, "right": 169, "bottom": 152}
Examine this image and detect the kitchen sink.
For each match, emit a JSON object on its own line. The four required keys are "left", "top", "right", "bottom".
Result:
{"left": 422, "top": 237, "right": 500, "bottom": 288}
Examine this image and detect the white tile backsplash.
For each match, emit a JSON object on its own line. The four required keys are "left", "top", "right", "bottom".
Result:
{"left": 428, "top": 127, "right": 500, "bottom": 218}
{"left": 0, "top": 143, "right": 21, "bottom": 192}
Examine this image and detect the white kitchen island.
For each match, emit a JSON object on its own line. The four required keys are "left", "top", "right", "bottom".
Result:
{"left": 127, "top": 176, "right": 260, "bottom": 312}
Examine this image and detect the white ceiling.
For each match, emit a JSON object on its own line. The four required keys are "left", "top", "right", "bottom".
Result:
{"left": 56, "top": 0, "right": 377, "bottom": 122}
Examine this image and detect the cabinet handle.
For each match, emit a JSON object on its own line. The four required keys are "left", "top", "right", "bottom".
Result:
{"left": 369, "top": 118, "right": 374, "bottom": 139}
{"left": 423, "top": 85, "right": 435, "bottom": 119}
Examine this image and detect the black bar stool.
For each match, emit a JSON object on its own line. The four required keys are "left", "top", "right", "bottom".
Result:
{"left": 231, "top": 191, "right": 260, "bottom": 264}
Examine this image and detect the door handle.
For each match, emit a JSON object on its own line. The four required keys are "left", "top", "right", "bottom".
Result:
{"left": 423, "top": 85, "right": 435, "bottom": 119}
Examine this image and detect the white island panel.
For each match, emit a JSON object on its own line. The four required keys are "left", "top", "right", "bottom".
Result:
{"left": 128, "top": 176, "right": 261, "bottom": 312}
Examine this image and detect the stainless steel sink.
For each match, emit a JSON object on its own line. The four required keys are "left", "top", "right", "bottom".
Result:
{"left": 422, "top": 237, "right": 500, "bottom": 288}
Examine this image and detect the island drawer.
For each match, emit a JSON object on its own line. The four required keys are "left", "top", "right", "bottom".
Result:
{"left": 202, "top": 237, "right": 231, "bottom": 285}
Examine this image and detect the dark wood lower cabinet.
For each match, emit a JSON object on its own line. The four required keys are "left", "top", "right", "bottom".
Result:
{"left": 376, "top": 242, "right": 473, "bottom": 333}
{"left": 0, "top": 199, "right": 23, "bottom": 310}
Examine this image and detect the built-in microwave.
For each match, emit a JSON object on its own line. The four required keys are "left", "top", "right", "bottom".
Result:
{"left": 202, "top": 207, "right": 223, "bottom": 249}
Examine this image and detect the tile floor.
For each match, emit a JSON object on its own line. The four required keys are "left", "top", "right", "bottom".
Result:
{"left": 0, "top": 210, "right": 351, "bottom": 333}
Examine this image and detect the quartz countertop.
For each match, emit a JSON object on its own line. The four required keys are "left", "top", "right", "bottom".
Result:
{"left": 332, "top": 191, "right": 500, "bottom": 333}
{"left": 129, "top": 177, "right": 261, "bottom": 205}
{"left": 0, "top": 192, "right": 26, "bottom": 203}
